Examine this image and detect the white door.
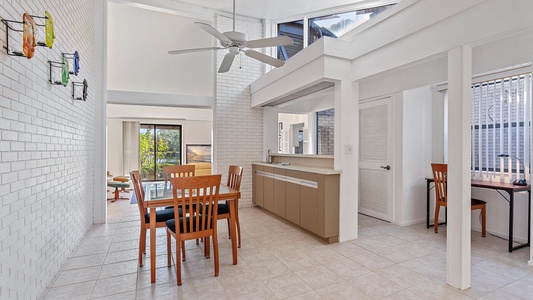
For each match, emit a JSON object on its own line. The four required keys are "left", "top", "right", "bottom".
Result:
{"left": 358, "top": 97, "right": 393, "bottom": 221}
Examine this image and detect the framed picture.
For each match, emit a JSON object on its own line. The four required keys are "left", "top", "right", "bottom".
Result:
{"left": 186, "top": 144, "right": 212, "bottom": 163}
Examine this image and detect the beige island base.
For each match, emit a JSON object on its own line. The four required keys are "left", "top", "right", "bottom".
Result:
{"left": 252, "top": 154, "right": 341, "bottom": 243}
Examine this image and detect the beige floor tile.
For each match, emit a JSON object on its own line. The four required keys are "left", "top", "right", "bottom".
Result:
{"left": 91, "top": 290, "right": 136, "bottom": 300}
{"left": 104, "top": 249, "right": 138, "bottom": 264}
{"left": 136, "top": 283, "right": 183, "bottom": 300}
{"left": 347, "top": 272, "right": 403, "bottom": 299}
{"left": 381, "top": 289, "right": 424, "bottom": 300}
{"left": 64, "top": 254, "right": 106, "bottom": 270}
{"left": 278, "top": 252, "right": 320, "bottom": 272}
{"left": 407, "top": 280, "right": 473, "bottom": 300}
{"left": 73, "top": 243, "right": 111, "bottom": 257}
{"left": 295, "top": 265, "right": 344, "bottom": 289}
{"left": 247, "top": 258, "right": 291, "bottom": 280}
{"left": 52, "top": 266, "right": 101, "bottom": 287}
{"left": 90, "top": 273, "right": 138, "bottom": 298}
{"left": 43, "top": 281, "right": 95, "bottom": 300}
{"left": 263, "top": 273, "right": 313, "bottom": 299}
{"left": 99, "top": 260, "right": 140, "bottom": 279}
{"left": 315, "top": 281, "right": 372, "bottom": 300}
{"left": 323, "top": 257, "right": 371, "bottom": 280}
{"left": 178, "top": 274, "right": 225, "bottom": 298}
{"left": 285, "top": 290, "right": 325, "bottom": 300}
{"left": 43, "top": 201, "right": 533, "bottom": 300}
{"left": 375, "top": 264, "right": 429, "bottom": 288}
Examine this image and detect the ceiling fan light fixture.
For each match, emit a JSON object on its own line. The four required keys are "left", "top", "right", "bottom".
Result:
{"left": 167, "top": 0, "right": 294, "bottom": 73}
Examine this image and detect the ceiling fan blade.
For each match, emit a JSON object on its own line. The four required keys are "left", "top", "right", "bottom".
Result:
{"left": 244, "top": 50, "right": 285, "bottom": 68}
{"left": 195, "top": 22, "right": 232, "bottom": 44}
{"left": 246, "top": 36, "right": 294, "bottom": 48}
{"left": 218, "top": 52, "right": 237, "bottom": 73}
{"left": 168, "top": 47, "right": 224, "bottom": 55}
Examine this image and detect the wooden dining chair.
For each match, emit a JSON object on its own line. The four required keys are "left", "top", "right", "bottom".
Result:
{"left": 130, "top": 170, "right": 183, "bottom": 267}
{"left": 165, "top": 174, "right": 222, "bottom": 286}
{"left": 217, "top": 166, "right": 243, "bottom": 248}
{"left": 431, "top": 163, "right": 486, "bottom": 237}
{"left": 163, "top": 164, "right": 196, "bottom": 193}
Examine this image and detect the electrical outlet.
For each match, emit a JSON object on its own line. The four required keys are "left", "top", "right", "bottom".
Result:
{"left": 344, "top": 144, "right": 353, "bottom": 155}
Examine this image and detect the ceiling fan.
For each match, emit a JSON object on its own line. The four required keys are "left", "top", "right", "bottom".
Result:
{"left": 168, "top": 0, "right": 294, "bottom": 73}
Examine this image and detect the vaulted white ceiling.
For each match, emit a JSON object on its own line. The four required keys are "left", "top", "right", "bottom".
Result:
{"left": 168, "top": 0, "right": 381, "bottom": 20}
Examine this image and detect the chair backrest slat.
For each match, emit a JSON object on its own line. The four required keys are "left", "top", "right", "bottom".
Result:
{"left": 227, "top": 165, "right": 243, "bottom": 191}
{"left": 431, "top": 163, "right": 447, "bottom": 204}
{"left": 130, "top": 170, "right": 147, "bottom": 221}
{"left": 170, "top": 175, "right": 221, "bottom": 235}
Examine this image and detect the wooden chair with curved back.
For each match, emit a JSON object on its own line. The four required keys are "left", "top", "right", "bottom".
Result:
{"left": 165, "top": 174, "right": 222, "bottom": 286}
{"left": 163, "top": 164, "right": 196, "bottom": 193}
{"left": 130, "top": 170, "right": 183, "bottom": 267}
{"left": 431, "top": 163, "right": 486, "bottom": 237}
{"left": 218, "top": 166, "right": 243, "bottom": 248}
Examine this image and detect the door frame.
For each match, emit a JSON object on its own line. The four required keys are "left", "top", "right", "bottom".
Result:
{"left": 358, "top": 95, "right": 394, "bottom": 222}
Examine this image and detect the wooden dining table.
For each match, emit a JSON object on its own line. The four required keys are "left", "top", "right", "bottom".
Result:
{"left": 143, "top": 182, "right": 241, "bottom": 283}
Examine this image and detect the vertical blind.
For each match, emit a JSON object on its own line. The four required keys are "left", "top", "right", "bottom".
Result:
{"left": 471, "top": 72, "right": 532, "bottom": 182}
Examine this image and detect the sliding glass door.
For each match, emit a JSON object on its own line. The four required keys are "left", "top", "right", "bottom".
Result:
{"left": 139, "top": 124, "right": 182, "bottom": 181}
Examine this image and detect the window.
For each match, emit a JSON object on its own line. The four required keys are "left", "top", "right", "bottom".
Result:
{"left": 139, "top": 124, "right": 182, "bottom": 181}
{"left": 308, "top": 5, "right": 393, "bottom": 46}
{"left": 316, "top": 108, "right": 334, "bottom": 155}
{"left": 471, "top": 72, "right": 532, "bottom": 181}
{"left": 277, "top": 3, "right": 395, "bottom": 60}
{"left": 277, "top": 20, "right": 303, "bottom": 61}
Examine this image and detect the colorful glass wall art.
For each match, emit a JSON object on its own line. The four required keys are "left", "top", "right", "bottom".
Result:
{"left": 22, "top": 13, "right": 36, "bottom": 58}
{"left": 45, "top": 11, "right": 55, "bottom": 48}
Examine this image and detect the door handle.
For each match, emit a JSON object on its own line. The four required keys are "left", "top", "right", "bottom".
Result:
{"left": 380, "top": 165, "right": 391, "bottom": 170}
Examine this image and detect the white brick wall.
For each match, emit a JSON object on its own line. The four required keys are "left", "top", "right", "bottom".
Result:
{"left": 213, "top": 14, "right": 264, "bottom": 207}
{"left": 0, "top": 1, "right": 97, "bottom": 299}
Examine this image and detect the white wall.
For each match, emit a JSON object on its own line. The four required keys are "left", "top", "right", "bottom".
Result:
{"left": 107, "top": 2, "right": 213, "bottom": 97}
{"left": 0, "top": 1, "right": 99, "bottom": 298}
{"left": 106, "top": 104, "right": 212, "bottom": 177}
{"left": 399, "top": 86, "right": 434, "bottom": 226}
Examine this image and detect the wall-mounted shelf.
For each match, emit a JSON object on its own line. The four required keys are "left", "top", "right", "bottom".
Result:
{"left": 48, "top": 60, "right": 64, "bottom": 85}
{"left": 2, "top": 15, "right": 47, "bottom": 58}
{"left": 72, "top": 79, "right": 88, "bottom": 101}
{"left": 62, "top": 51, "right": 80, "bottom": 75}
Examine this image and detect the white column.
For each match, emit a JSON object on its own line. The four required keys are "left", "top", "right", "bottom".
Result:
{"left": 446, "top": 46, "right": 472, "bottom": 289}
{"left": 94, "top": 0, "right": 108, "bottom": 224}
{"left": 335, "top": 80, "right": 358, "bottom": 242}
{"left": 263, "top": 106, "right": 279, "bottom": 158}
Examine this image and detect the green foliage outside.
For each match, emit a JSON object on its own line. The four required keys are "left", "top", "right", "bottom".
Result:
{"left": 139, "top": 128, "right": 181, "bottom": 180}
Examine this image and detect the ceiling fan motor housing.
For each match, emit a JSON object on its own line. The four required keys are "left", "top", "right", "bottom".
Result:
{"left": 222, "top": 31, "right": 247, "bottom": 48}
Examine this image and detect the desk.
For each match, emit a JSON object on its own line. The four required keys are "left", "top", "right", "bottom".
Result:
{"left": 425, "top": 178, "right": 530, "bottom": 252}
{"left": 144, "top": 182, "right": 240, "bottom": 283}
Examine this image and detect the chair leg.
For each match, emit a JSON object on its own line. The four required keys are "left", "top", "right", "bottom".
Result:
{"left": 181, "top": 241, "right": 186, "bottom": 261}
{"left": 205, "top": 236, "right": 210, "bottom": 259}
{"left": 481, "top": 205, "right": 486, "bottom": 237}
{"left": 227, "top": 218, "right": 231, "bottom": 239}
{"left": 235, "top": 208, "right": 241, "bottom": 248}
{"left": 213, "top": 234, "right": 219, "bottom": 277}
{"left": 166, "top": 231, "right": 172, "bottom": 267}
{"left": 139, "top": 228, "right": 146, "bottom": 267}
{"left": 176, "top": 238, "right": 182, "bottom": 286}
{"left": 434, "top": 204, "right": 440, "bottom": 234}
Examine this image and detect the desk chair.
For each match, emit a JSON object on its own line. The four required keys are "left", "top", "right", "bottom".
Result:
{"left": 165, "top": 174, "right": 222, "bottom": 286}
{"left": 431, "top": 163, "right": 486, "bottom": 237}
{"left": 130, "top": 170, "right": 183, "bottom": 267}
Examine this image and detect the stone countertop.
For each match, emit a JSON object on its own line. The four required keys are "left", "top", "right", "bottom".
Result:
{"left": 253, "top": 162, "right": 342, "bottom": 175}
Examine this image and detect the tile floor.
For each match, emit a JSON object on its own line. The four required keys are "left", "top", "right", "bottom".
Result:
{"left": 42, "top": 191, "right": 533, "bottom": 299}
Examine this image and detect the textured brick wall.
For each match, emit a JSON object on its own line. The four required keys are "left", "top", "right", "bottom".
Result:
{"left": 0, "top": 1, "right": 97, "bottom": 299}
{"left": 213, "top": 14, "right": 264, "bottom": 207}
